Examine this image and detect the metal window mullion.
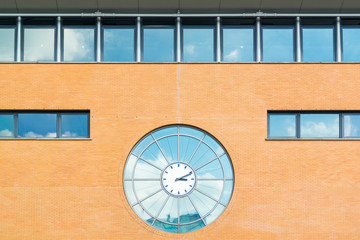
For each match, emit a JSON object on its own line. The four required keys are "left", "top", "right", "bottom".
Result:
{"left": 176, "top": 17, "right": 181, "bottom": 62}
{"left": 56, "top": 17, "right": 62, "bottom": 62}
{"left": 14, "top": 113, "right": 18, "bottom": 138}
{"left": 16, "top": 16, "right": 22, "bottom": 62}
{"left": 336, "top": 16, "right": 342, "bottom": 62}
{"left": 136, "top": 17, "right": 141, "bottom": 62}
{"left": 96, "top": 17, "right": 101, "bottom": 62}
{"left": 339, "top": 113, "right": 343, "bottom": 138}
{"left": 296, "top": 113, "right": 300, "bottom": 138}
{"left": 256, "top": 17, "right": 261, "bottom": 62}
{"left": 57, "top": 113, "right": 61, "bottom": 138}
{"left": 216, "top": 17, "right": 221, "bottom": 62}
{"left": 296, "top": 17, "right": 302, "bottom": 62}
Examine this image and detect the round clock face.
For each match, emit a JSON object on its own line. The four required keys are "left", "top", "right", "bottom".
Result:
{"left": 161, "top": 162, "right": 196, "bottom": 196}
{"left": 123, "top": 125, "right": 234, "bottom": 234}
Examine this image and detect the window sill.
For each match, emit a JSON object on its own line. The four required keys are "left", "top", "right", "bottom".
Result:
{"left": 0, "top": 138, "right": 92, "bottom": 141}
{"left": 266, "top": 138, "right": 360, "bottom": 141}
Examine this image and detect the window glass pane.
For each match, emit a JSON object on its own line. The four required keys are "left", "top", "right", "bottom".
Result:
{"left": 222, "top": 27, "right": 254, "bottom": 62}
{"left": 61, "top": 114, "right": 88, "bottom": 138}
{"left": 262, "top": 27, "right": 294, "bottom": 62}
{"left": 103, "top": 27, "right": 134, "bottom": 61}
{"left": 143, "top": 27, "right": 174, "bottom": 62}
{"left": 268, "top": 114, "right": 296, "bottom": 138}
{"left": 18, "top": 113, "right": 57, "bottom": 138}
{"left": 300, "top": 114, "right": 339, "bottom": 138}
{"left": 302, "top": 27, "right": 334, "bottom": 62}
{"left": 342, "top": 27, "right": 360, "bottom": 62}
{"left": 63, "top": 28, "right": 95, "bottom": 61}
{"left": 0, "top": 114, "right": 14, "bottom": 137}
{"left": 24, "top": 28, "right": 55, "bottom": 61}
{"left": 343, "top": 114, "right": 360, "bottom": 137}
{"left": 0, "top": 28, "right": 15, "bottom": 61}
{"left": 183, "top": 27, "right": 214, "bottom": 62}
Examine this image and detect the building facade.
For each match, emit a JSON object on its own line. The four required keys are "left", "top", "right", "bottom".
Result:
{"left": 1, "top": 0, "right": 360, "bottom": 239}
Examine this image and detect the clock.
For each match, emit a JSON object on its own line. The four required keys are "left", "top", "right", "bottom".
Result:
{"left": 123, "top": 125, "right": 234, "bottom": 233}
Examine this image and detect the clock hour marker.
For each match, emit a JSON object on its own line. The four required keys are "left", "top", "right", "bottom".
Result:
{"left": 189, "top": 185, "right": 192, "bottom": 187}
{"left": 170, "top": 166, "right": 173, "bottom": 169}
{"left": 185, "top": 190, "right": 187, "bottom": 192}
{"left": 171, "top": 190, "right": 173, "bottom": 192}
{"left": 178, "top": 164, "right": 179, "bottom": 167}
{"left": 184, "top": 166, "right": 187, "bottom": 169}
{"left": 165, "top": 171, "right": 168, "bottom": 174}
{"left": 163, "top": 178, "right": 166, "bottom": 180}
{"left": 178, "top": 191, "right": 180, "bottom": 194}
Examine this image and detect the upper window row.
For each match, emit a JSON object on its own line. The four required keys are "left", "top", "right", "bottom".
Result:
{"left": 268, "top": 112, "right": 360, "bottom": 139}
{"left": 0, "top": 111, "right": 89, "bottom": 139}
{"left": 1, "top": 17, "right": 360, "bottom": 62}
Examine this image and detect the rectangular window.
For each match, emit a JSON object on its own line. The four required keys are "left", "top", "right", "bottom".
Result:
{"left": 268, "top": 112, "right": 360, "bottom": 139}
{"left": 182, "top": 27, "right": 215, "bottom": 62}
{"left": 0, "top": 111, "right": 89, "bottom": 139}
{"left": 302, "top": 26, "right": 334, "bottom": 62}
{"left": 342, "top": 26, "right": 360, "bottom": 62}
{"left": 222, "top": 27, "right": 254, "bottom": 62}
{"left": 0, "top": 27, "right": 15, "bottom": 61}
{"left": 63, "top": 28, "right": 95, "bottom": 61}
{"left": 262, "top": 26, "right": 294, "bottom": 62}
{"left": 103, "top": 26, "right": 135, "bottom": 62}
{"left": 23, "top": 27, "right": 55, "bottom": 61}
{"left": 143, "top": 27, "right": 175, "bottom": 62}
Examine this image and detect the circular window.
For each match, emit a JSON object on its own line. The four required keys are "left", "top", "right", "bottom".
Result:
{"left": 123, "top": 125, "right": 234, "bottom": 233}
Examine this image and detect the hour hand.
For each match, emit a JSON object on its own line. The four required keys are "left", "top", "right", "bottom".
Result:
{"left": 175, "top": 177, "right": 188, "bottom": 181}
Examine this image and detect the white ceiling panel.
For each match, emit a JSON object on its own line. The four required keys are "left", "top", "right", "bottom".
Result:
{"left": 139, "top": 0, "right": 178, "bottom": 13}
{"left": 220, "top": 0, "right": 261, "bottom": 13}
{"left": 300, "top": 0, "right": 343, "bottom": 13}
{"left": 180, "top": 0, "right": 220, "bottom": 13}
{"left": 57, "top": 0, "right": 98, "bottom": 12}
{"left": 98, "top": 0, "right": 139, "bottom": 13}
{"left": 16, "top": 0, "right": 58, "bottom": 12}
{"left": 261, "top": 0, "right": 302, "bottom": 13}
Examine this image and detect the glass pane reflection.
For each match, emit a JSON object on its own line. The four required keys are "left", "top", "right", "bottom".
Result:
{"left": 343, "top": 114, "right": 360, "bottom": 137}
{"left": 220, "top": 180, "right": 233, "bottom": 205}
{"left": 140, "top": 143, "right": 168, "bottom": 169}
{"left": 302, "top": 27, "right": 334, "bottom": 62}
{"left": 24, "top": 28, "right": 55, "bottom": 61}
{"left": 141, "top": 190, "right": 168, "bottom": 217}
{"left": 196, "top": 160, "right": 223, "bottom": 179}
{"left": 189, "top": 143, "right": 217, "bottom": 169}
{"left": 0, "top": 28, "right": 15, "bottom": 61}
{"left": 133, "top": 160, "right": 162, "bottom": 179}
{"left": 123, "top": 154, "right": 138, "bottom": 179}
{"left": 183, "top": 27, "right": 214, "bottom": 62}
{"left": 61, "top": 114, "right": 88, "bottom": 138}
{"left": 133, "top": 180, "right": 161, "bottom": 200}
{"left": 179, "top": 136, "right": 200, "bottom": 162}
{"left": 189, "top": 190, "right": 217, "bottom": 217}
{"left": 157, "top": 136, "right": 178, "bottom": 162}
{"left": 0, "top": 114, "right": 14, "bottom": 137}
{"left": 204, "top": 204, "right": 225, "bottom": 225}
{"left": 123, "top": 181, "right": 137, "bottom": 206}
{"left": 179, "top": 197, "right": 201, "bottom": 223}
{"left": 220, "top": 155, "right": 233, "bottom": 179}
{"left": 157, "top": 196, "right": 178, "bottom": 224}
{"left": 133, "top": 204, "right": 154, "bottom": 224}
{"left": 262, "top": 27, "right": 294, "bottom": 62}
{"left": 196, "top": 180, "right": 223, "bottom": 200}
{"left": 300, "top": 114, "right": 339, "bottom": 138}
{"left": 153, "top": 220, "right": 178, "bottom": 233}
{"left": 63, "top": 28, "right": 95, "bottom": 61}
{"left": 143, "top": 28, "right": 174, "bottom": 62}
{"left": 269, "top": 114, "right": 296, "bottom": 138}
{"left": 342, "top": 27, "right": 360, "bottom": 62}
{"left": 18, "top": 114, "right": 56, "bottom": 138}
{"left": 179, "top": 220, "right": 205, "bottom": 233}
{"left": 222, "top": 27, "right": 254, "bottom": 62}
{"left": 103, "top": 27, "right": 134, "bottom": 61}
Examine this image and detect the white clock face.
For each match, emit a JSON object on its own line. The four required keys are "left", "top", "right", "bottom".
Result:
{"left": 162, "top": 162, "right": 196, "bottom": 196}
{"left": 123, "top": 125, "right": 234, "bottom": 234}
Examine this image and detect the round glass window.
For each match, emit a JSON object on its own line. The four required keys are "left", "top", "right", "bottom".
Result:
{"left": 123, "top": 125, "right": 234, "bottom": 233}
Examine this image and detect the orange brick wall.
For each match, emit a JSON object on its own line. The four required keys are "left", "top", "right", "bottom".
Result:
{"left": 0, "top": 63, "right": 360, "bottom": 239}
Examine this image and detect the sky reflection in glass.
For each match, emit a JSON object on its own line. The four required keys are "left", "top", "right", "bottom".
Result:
{"left": 103, "top": 27, "right": 134, "bottom": 61}
{"left": 183, "top": 27, "right": 214, "bottom": 62}
{"left": 61, "top": 114, "right": 88, "bottom": 138}
{"left": 143, "top": 27, "right": 174, "bottom": 62}
{"left": 342, "top": 27, "right": 360, "bottom": 62}
{"left": 0, "top": 115, "right": 14, "bottom": 137}
{"left": 24, "top": 28, "right": 55, "bottom": 61}
{"left": 343, "top": 114, "right": 360, "bottom": 137}
{"left": 18, "top": 113, "right": 56, "bottom": 138}
{"left": 300, "top": 114, "right": 339, "bottom": 138}
{"left": 269, "top": 114, "right": 296, "bottom": 138}
{"left": 262, "top": 27, "right": 294, "bottom": 62}
{"left": 63, "top": 28, "right": 95, "bottom": 61}
{"left": 0, "top": 28, "right": 15, "bottom": 61}
{"left": 222, "top": 27, "right": 254, "bottom": 61}
{"left": 302, "top": 27, "right": 334, "bottom": 62}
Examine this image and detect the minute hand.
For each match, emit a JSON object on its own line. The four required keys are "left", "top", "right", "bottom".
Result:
{"left": 178, "top": 172, "right": 192, "bottom": 180}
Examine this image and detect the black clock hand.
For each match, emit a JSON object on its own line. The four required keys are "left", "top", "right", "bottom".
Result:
{"left": 175, "top": 172, "right": 192, "bottom": 181}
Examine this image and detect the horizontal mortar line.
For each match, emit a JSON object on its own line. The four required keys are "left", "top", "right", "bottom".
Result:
{"left": 236, "top": 186, "right": 360, "bottom": 189}
{"left": 92, "top": 117, "right": 265, "bottom": 120}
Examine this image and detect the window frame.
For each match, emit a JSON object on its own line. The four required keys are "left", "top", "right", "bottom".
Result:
{"left": 267, "top": 111, "right": 360, "bottom": 139}
{"left": 0, "top": 110, "right": 90, "bottom": 139}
